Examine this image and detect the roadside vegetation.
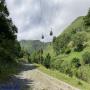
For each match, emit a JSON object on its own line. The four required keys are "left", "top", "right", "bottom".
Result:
{"left": 0, "top": 0, "right": 21, "bottom": 81}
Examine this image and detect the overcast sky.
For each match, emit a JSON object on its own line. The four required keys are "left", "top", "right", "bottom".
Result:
{"left": 6, "top": 0, "right": 90, "bottom": 42}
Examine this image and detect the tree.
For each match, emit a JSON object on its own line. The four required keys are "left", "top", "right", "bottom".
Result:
{"left": 53, "top": 32, "right": 71, "bottom": 54}
{"left": 53, "top": 37, "right": 60, "bottom": 55}
{"left": 44, "top": 53, "right": 51, "bottom": 68}
{"left": 53, "top": 36, "right": 56, "bottom": 42}
{"left": 0, "top": 0, "right": 20, "bottom": 64}
{"left": 39, "top": 49, "right": 44, "bottom": 64}
{"left": 0, "top": 0, "right": 9, "bottom": 16}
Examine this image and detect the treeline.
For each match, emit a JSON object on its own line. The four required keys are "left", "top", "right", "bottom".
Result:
{"left": 0, "top": 0, "right": 21, "bottom": 80}
{"left": 22, "top": 49, "right": 51, "bottom": 68}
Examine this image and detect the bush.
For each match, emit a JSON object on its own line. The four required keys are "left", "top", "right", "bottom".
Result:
{"left": 78, "top": 81, "right": 82, "bottom": 85}
{"left": 44, "top": 53, "right": 51, "bottom": 68}
{"left": 65, "top": 48, "right": 71, "bottom": 54}
{"left": 71, "top": 58, "right": 81, "bottom": 68}
{"left": 51, "top": 59, "right": 64, "bottom": 71}
{"left": 73, "top": 32, "right": 87, "bottom": 52}
{"left": 76, "top": 66, "right": 90, "bottom": 82}
{"left": 82, "top": 52, "right": 90, "bottom": 64}
{"left": 65, "top": 68, "right": 73, "bottom": 77}
{"left": 74, "top": 44, "right": 83, "bottom": 52}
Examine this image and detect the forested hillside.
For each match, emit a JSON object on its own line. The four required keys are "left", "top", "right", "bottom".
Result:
{"left": 51, "top": 9, "right": 90, "bottom": 84}
{"left": 20, "top": 40, "right": 49, "bottom": 53}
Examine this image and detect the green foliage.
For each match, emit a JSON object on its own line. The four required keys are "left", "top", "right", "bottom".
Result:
{"left": 28, "top": 49, "right": 44, "bottom": 64}
{"left": 82, "top": 52, "right": 90, "bottom": 64}
{"left": 0, "top": 0, "right": 21, "bottom": 80}
{"left": 77, "top": 81, "right": 82, "bottom": 85}
{"left": 0, "top": 0, "right": 9, "bottom": 16}
{"left": 20, "top": 40, "right": 49, "bottom": 54}
{"left": 53, "top": 32, "right": 71, "bottom": 55}
{"left": 43, "top": 53, "right": 51, "bottom": 68}
{"left": 52, "top": 16, "right": 87, "bottom": 54}
{"left": 65, "top": 48, "right": 71, "bottom": 54}
{"left": 71, "top": 58, "right": 81, "bottom": 68}
{"left": 0, "top": 0, "right": 20, "bottom": 60}
{"left": 0, "top": 62, "right": 19, "bottom": 81}
{"left": 51, "top": 59, "right": 64, "bottom": 71}
{"left": 76, "top": 65, "right": 90, "bottom": 83}
{"left": 73, "top": 32, "right": 87, "bottom": 51}
{"left": 43, "top": 43, "right": 56, "bottom": 57}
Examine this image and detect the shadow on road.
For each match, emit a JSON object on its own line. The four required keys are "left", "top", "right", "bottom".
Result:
{"left": 0, "top": 64, "right": 39, "bottom": 90}
{"left": 18, "top": 64, "right": 39, "bottom": 72}
{"left": 0, "top": 77, "right": 33, "bottom": 90}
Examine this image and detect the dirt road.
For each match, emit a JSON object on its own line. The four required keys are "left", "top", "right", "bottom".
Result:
{"left": 0, "top": 64, "right": 80, "bottom": 90}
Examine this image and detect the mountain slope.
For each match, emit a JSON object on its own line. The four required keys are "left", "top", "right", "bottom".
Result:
{"left": 51, "top": 15, "right": 90, "bottom": 85}
{"left": 20, "top": 15, "right": 90, "bottom": 90}
{"left": 20, "top": 40, "right": 49, "bottom": 53}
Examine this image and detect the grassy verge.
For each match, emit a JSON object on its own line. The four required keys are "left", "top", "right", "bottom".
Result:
{"left": 36, "top": 64, "right": 90, "bottom": 90}
{"left": 0, "top": 62, "right": 20, "bottom": 83}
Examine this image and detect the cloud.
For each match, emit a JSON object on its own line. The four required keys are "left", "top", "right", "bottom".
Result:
{"left": 6, "top": 0, "right": 90, "bottom": 42}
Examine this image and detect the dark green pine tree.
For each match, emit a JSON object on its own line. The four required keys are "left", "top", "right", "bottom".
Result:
{"left": 44, "top": 53, "right": 51, "bottom": 68}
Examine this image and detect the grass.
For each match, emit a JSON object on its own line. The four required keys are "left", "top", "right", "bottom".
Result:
{"left": 0, "top": 62, "right": 20, "bottom": 83}
{"left": 36, "top": 64, "right": 90, "bottom": 90}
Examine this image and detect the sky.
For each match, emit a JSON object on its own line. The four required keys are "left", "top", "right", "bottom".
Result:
{"left": 6, "top": 0, "right": 90, "bottom": 42}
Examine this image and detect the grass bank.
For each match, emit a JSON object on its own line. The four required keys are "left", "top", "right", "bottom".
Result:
{"left": 36, "top": 64, "right": 90, "bottom": 90}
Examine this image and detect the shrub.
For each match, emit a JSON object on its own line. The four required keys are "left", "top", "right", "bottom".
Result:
{"left": 51, "top": 59, "right": 64, "bottom": 71}
{"left": 65, "top": 48, "right": 71, "bottom": 54}
{"left": 78, "top": 81, "right": 82, "bottom": 85}
{"left": 71, "top": 58, "right": 81, "bottom": 68}
{"left": 82, "top": 52, "right": 90, "bottom": 64}
{"left": 65, "top": 68, "right": 73, "bottom": 77}
{"left": 73, "top": 32, "right": 87, "bottom": 52}
{"left": 76, "top": 66, "right": 89, "bottom": 82}
{"left": 44, "top": 53, "right": 51, "bottom": 68}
